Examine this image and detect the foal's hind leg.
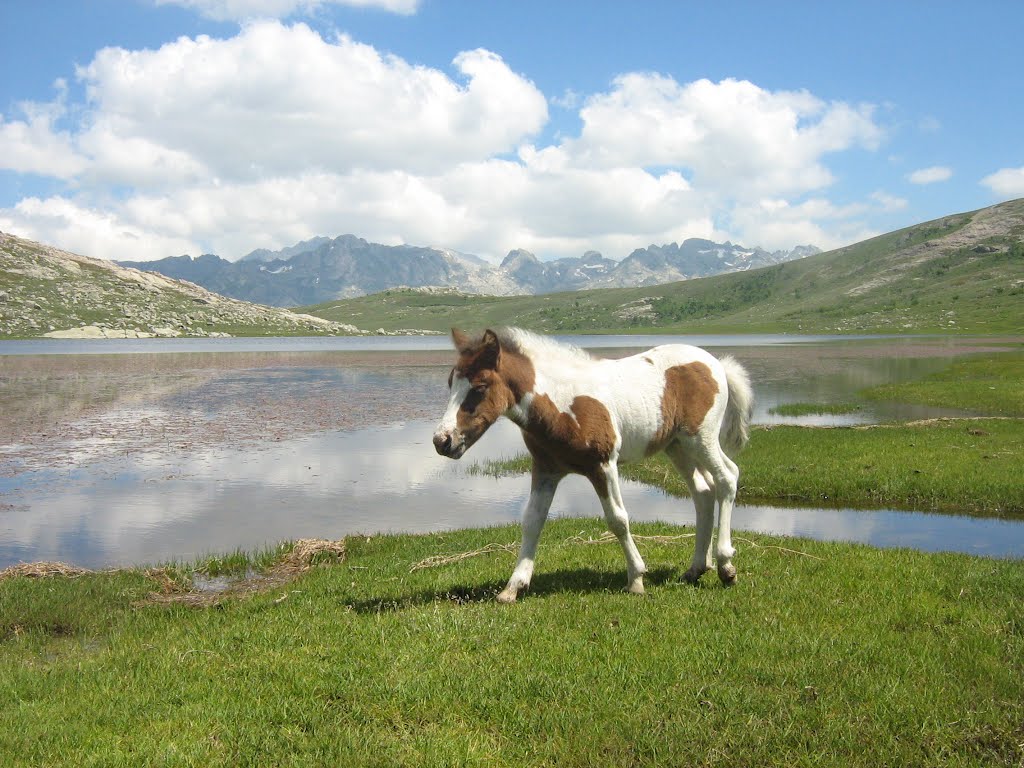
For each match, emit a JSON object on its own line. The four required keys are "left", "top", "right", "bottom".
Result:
{"left": 707, "top": 443, "right": 740, "bottom": 585}
{"left": 677, "top": 435, "right": 741, "bottom": 585}
{"left": 663, "top": 443, "right": 714, "bottom": 584}
{"left": 590, "top": 462, "right": 647, "bottom": 595}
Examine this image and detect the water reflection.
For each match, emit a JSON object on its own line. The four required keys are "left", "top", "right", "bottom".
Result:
{"left": 2, "top": 335, "right": 1021, "bottom": 569}
{"left": 2, "top": 419, "right": 1021, "bottom": 569}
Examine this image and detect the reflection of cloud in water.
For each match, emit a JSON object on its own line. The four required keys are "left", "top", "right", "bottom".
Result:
{"left": 2, "top": 419, "right": 1022, "bottom": 569}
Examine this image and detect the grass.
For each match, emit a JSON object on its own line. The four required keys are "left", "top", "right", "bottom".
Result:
{"left": 637, "top": 419, "right": 1024, "bottom": 515}
{"left": 863, "top": 351, "right": 1024, "bottom": 416}
{"left": 2, "top": 519, "right": 1023, "bottom": 766}
{"left": 767, "top": 402, "right": 863, "bottom": 417}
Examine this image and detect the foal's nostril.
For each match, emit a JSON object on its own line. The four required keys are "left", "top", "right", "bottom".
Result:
{"left": 433, "top": 433, "right": 452, "bottom": 455}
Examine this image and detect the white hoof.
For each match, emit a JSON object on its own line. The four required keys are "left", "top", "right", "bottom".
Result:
{"left": 626, "top": 576, "right": 646, "bottom": 595}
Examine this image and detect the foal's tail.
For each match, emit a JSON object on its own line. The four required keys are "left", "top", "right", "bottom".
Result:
{"left": 719, "top": 356, "right": 754, "bottom": 457}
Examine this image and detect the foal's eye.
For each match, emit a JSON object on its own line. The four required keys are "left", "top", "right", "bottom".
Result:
{"left": 461, "top": 386, "right": 485, "bottom": 412}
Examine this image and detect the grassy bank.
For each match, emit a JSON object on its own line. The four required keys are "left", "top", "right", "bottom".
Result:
{"left": 2, "top": 519, "right": 1022, "bottom": 766}
{"left": 639, "top": 418, "right": 1024, "bottom": 515}
{"left": 863, "top": 350, "right": 1024, "bottom": 416}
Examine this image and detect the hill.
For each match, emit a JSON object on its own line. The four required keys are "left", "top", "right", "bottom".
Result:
{"left": 117, "top": 235, "right": 816, "bottom": 307}
{"left": 300, "top": 199, "right": 1024, "bottom": 335}
{"left": 0, "top": 232, "right": 360, "bottom": 339}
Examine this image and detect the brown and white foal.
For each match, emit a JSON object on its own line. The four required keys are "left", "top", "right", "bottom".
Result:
{"left": 433, "top": 327, "right": 753, "bottom": 603}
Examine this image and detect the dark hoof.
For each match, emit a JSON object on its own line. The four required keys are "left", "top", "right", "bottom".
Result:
{"left": 717, "top": 563, "right": 737, "bottom": 586}
{"left": 682, "top": 566, "right": 710, "bottom": 585}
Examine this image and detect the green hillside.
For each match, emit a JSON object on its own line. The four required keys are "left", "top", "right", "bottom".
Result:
{"left": 301, "top": 198, "right": 1024, "bottom": 335}
{"left": 0, "top": 232, "right": 358, "bottom": 339}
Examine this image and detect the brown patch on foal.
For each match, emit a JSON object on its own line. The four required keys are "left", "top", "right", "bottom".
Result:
{"left": 523, "top": 394, "right": 617, "bottom": 494}
{"left": 648, "top": 361, "right": 719, "bottom": 453}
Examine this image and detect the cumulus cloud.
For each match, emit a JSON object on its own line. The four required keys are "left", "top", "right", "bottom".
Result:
{"left": 0, "top": 23, "right": 890, "bottom": 262}
{"left": 71, "top": 24, "right": 546, "bottom": 185}
{"left": 565, "top": 75, "right": 882, "bottom": 197}
{"left": 907, "top": 166, "right": 952, "bottom": 184}
{"left": 0, "top": 82, "right": 87, "bottom": 178}
{"left": 155, "top": 0, "right": 418, "bottom": 22}
{"left": 980, "top": 166, "right": 1024, "bottom": 197}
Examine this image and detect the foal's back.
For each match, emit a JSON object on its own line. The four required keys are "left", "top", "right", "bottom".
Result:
{"left": 575, "top": 344, "right": 728, "bottom": 463}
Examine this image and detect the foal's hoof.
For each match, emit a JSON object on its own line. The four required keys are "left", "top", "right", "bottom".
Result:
{"left": 496, "top": 588, "right": 518, "bottom": 604}
{"left": 682, "top": 566, "right": 710, "bottom": 585}
{"left": 626, "top": 578, "right": 646, "bottom": 596}
{"left": 717, "top": 563, "right": 738, "bottom": 586}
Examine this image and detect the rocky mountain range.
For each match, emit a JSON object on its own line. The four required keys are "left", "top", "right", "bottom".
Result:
{"left": 119, "top": 236, "right": 819, "bottom": 308}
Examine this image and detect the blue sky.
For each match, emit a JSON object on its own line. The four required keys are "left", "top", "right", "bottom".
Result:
{"left": 2, "top": 0, "right": 1022, "bottom": 263}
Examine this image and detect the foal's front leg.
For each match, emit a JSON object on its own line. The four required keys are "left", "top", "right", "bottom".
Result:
{"left": 592, "top": 462, "right": 647, "bottom": 595}
{"left": 497, "top": 468, "right": 562, "bottom": 604}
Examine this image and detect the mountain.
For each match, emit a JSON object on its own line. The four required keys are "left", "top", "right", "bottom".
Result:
{"left": 300, "top": 198, "right": 1024, "bottom": 336}
{"left": 0, "top": 231, "right": 362, "bottom": 338}
{"left": 119, "top": 236, "right": 818, "bottom": 307}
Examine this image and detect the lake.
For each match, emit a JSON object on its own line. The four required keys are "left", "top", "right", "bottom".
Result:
{"left": 1, "top": 333, "right": 1021, "bottom": 569}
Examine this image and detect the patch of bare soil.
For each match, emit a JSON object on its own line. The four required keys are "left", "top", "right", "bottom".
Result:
{"left": 142, "top": 538, "right": 347, "bottom": 607}
{"left": 0, "top": 539, "right": 348, "bottom": 610}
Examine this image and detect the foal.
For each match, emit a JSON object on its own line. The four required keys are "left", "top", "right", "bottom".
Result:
{"left": 433, "top": 327, "right": 753, "bottom": 603}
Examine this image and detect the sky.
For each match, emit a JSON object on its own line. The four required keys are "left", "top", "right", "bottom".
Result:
{"left": 1, "top": 1, "right": 1022, "bottom": 264}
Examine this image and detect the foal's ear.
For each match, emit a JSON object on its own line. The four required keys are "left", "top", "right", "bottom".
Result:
{"left": 451, "top": 327, "right": 471, "bottom": 352}
{"left": 479, "top": 329, "right": 501, "bottom": 369}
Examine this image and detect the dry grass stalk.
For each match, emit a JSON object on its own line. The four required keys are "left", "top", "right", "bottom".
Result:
{"left": 734, "top": 536, "right": 825, "bottom": 561}
{"left": 410, "top": 543, "right": 516, "bottom": 572}
{"left": 276, "top": 538, "right": 347, "bottom": 574}
{"left": 563, "top": 531, "right": 696, "bottom": 546}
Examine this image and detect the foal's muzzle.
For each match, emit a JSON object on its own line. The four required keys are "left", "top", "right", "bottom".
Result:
{"left": 433, "top": 430, "right": 468, "bottom": 459}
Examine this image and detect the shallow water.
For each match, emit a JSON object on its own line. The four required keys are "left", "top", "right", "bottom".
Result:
{"left": 2, "top": 419, "right": 1021, "bottom": 568}
{"left": 1, "top": 334, "right": 1020, "bottom": 568}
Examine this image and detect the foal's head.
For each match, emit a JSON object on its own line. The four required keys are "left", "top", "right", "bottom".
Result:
{"left": 433, "top": 328, "right": 522, "bottom": 459}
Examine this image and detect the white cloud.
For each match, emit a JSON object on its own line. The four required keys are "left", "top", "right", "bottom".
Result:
{"left": 0, "top": 197, "right": 199, "bottom": 262}
{"left": 565, "top": 75, "right": 882, "bottom": 198}
{"left": 907, "top": 166, "right": 952, "bottom": 184}
{"left": 728, "top": 198, "right": 879, "bottom": 252}
{"left": 0, "top": 25, "right": 890, "bottom": 263}
{"left": 0, "top": 83, "right": 88, "bottom": 178}
{"left": 71, "top": 24, "right": 546, "bottom": 185}
{"left": 980, "top": 166, "right": 1024, "bottom": 197}
{"left": 155, "top": 0, "right": 418, "bottom": 22}
{"left": 870, "top": 190, "right": 908, "bottom": 212}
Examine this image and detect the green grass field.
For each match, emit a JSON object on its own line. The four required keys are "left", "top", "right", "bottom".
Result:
{"left": 2, "top": 520, "right": 1022, "bottom": 767}
{"left": 3, "top": 347, "right": 1023, "bottom": 765}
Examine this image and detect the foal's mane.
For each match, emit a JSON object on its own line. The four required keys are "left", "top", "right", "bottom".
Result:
{"left": 494, "top": 327, "right": 594, "bottom": 365}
